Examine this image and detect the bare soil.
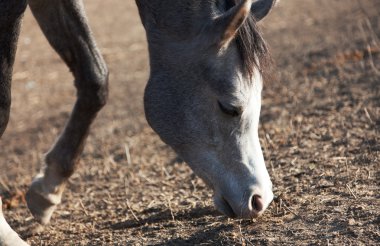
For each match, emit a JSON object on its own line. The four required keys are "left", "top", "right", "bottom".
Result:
{"left": 1, "top": 0, "right": 379, "bottom": 245}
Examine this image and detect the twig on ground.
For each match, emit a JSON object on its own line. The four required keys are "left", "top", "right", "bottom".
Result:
{"left": 167, "top": 198, "right": 175, "bottom": 222}
{"left": 124, "top": 143, "right": 132, "bottom": 165}
{"left": 79, "top": 199, "right": 89, "bottom": 216}
{"left": 0, "top": 176, "right": 10, "bottom": 192}
{"left": 364, "top": 107, "right": 374, "bottom": 124}
{"left": 126, "top": 200, "right": 140, "bottom": 222}
{"left": 346, "top": 184, "right": 358, "bottom": 199}
{"left": 283, "top": 203, "right": 299, "bottom": 217}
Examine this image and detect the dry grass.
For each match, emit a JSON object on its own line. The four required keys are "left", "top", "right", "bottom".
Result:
{"left": 0, "top": 0, "right": 379, "bottom": 245}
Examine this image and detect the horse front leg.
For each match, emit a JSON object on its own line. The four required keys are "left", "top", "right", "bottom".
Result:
{"left": 0, "top": 0, "right": 27, "bottom": 137}
{"left": 25, "top": 0, "right": 108, "bottom": 225}
{"left": 0, "top": 1, "right": 29, "bottom": 245}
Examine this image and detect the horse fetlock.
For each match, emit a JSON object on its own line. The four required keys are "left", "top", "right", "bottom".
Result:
{"left": 26, "top": 174, "right": 66, "bottom": 225}
{"left": 45, "top": 152, "right": 77, "bottom": 178}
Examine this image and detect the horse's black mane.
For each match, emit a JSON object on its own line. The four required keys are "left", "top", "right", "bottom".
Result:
{"left": 227, "top": 0, "right": 272, "bottom": 80}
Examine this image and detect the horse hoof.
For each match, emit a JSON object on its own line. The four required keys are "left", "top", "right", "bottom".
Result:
{"left": 25, "top": 177, "right": 61, "bottom": 225}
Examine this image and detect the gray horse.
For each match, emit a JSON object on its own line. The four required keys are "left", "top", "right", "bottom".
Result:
{"left": 0, "top": 0, "right": 276, "bottom": 244}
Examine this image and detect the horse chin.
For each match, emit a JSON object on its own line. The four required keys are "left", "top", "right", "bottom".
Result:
{"left": 213, "top": 195, "right": 236, "bottom": 218}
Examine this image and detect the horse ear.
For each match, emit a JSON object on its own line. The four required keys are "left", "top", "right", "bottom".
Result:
{"left": 212, "top": 0, "right": 253, "bottom": 49}
{"left": 251, "top": 0, "right": 276, "bottom": 22}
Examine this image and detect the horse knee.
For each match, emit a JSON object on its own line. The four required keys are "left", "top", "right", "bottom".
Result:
{"left": 91, "top": 68, "right": 109, "bottom": 109}
{"left": 77, "top": 66, "right": 109, "bottom": 112}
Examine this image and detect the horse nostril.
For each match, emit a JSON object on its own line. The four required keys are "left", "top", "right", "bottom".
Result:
{"left": 252, "top": 195, "right": 264, "bottom": 212}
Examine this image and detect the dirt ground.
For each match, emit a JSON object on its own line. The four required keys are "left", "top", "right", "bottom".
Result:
{"left": 1, "top": 0, "right": 379, "bottom": 245}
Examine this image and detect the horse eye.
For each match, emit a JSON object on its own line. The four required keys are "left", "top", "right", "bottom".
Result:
{"left": 218, "top": 101, "right": 241, "bottom": 117}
